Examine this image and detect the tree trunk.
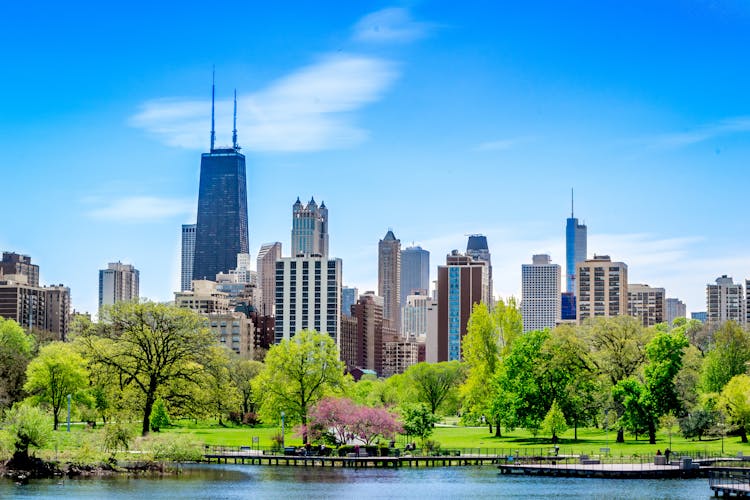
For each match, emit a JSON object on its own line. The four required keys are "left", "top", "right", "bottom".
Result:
{"left": 574, "top": 419, "right": 578, "bottom": 441}
{"left": 142, "top": 380, "right": 157, "bottom": 436}
{"left": 53, "top": 410, "right": 59, "bottom": 431}
{"left": 616, "top": 427, "right": 624, "bottom": 443}
{"left": 741, "top": 426, "right": 748, "bottom": 444}
{"left": 648, "top": 420, "right": 656, "bottom": 445}
{"left": 494, "top": 419, "right": 502, "bottom": 437}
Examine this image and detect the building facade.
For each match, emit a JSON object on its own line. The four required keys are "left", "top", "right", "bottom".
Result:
{"left": 274, "top": 255, "right": 341, "bottom": 344}
{"left": 291, "top": 197, "right": 328, "bottom": 257}
{"left": 565, "top": 195, "right": 587, "bottom": 295}
{"left": 666, "top": 297, "right": 687, "bottom": 325}
{"left": 378, "top": 230, "right": 401, "bottom": 331}
{"left": 576, "top": 255, "right": 628, "bottom": 324}
{"left": 98, "top": 262, "right": 139, "bottom": 308}
{"left": 627, "top": 283, "right": 666, "bottom": 327}
{"left": 256, "top": 242, "right": 282, "bottom": 316}
{"left": 706, "top": 275, "right": 745, "bottom": 325}
{"left": 339, "top": 292, "right": 398, "bottom": 376}
{"left": 691, "top": 311, "right": 707, "bottom": 323}
{"left": 400, "top": 246, "right": 429, "bottom": 307}
{"left": 435, "top": 251, "right": 489, "bottom": 362}
{"left": 174, "top": 280, "right": 230, "bottom": 314}
{"left": 466, "top": 235, "right": 492, "bottom": 304}
{"left": 180, "top": 224, "right": 196, "bottom": 292}
{"left": 401, "top": 292, "right": 432, "bottom": 340}
{"left": 521, "top": 254, "right": 561, "bottom": 333}
{"left": 341, "top": 286, "right": 358, "bottom": 317}
{"left": 0, "top": 278, "right": 70, "bottom": 340}
{"left": 0, "top": 252, "right": 39, "bottom": 287}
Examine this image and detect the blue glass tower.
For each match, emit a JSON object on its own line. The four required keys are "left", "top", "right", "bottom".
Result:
{"left": 400, "top": 246, "right": 430, "bottom": 306}
{"left": 565, "top": 190, "right": 587, "bottom": 294}
{"left": 193, "top": 85, "right": 249, "bottom": 281}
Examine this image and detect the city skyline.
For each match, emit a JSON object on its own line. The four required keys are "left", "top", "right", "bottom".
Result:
{"left": 2, "top": 2, "right": 750, "bottom": 316}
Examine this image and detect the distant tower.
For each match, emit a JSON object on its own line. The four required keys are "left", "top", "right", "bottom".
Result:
{"left": 566, "top": 190, "right": 587, "bottom": 294}
{"left": 521, "top": 254, "right": 561, "bottom": 333}
{"left": 400, "top": 246, "right": 430, "bottom": 307}
{"left": 291, "top": 197, "right": 329, "bottom": 257}
{"left": 466, "top": 235, "right": 492, "bottom": 304}
{"left": 99, "top": 262, "right": 139, "bottom": 308}
{"left": 256, "top": 242, "right": 282, "bottom": 316}
{"left": 576, "top": 255, "right": 627, "bottom": 324}
{"left": 378, "top": 230, "right": 401, "bottom": 331}
{"left": 192, "top": 76, "right": 249, "bottom": 282}
{"left": 181, "top": 224, "right": 196, "bottom": 291}
{"left": 706, "top": 275, "right": 745, "bottom": 325}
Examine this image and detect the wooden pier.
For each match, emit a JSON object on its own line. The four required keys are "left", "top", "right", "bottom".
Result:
{"left": 498, "top": 461, "right": 702, "bottom": 479}
{"left": 709, "top": 470, "right": 750, "bottom": 497}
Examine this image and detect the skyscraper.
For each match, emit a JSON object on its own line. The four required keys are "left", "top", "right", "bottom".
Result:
{"left": 400, "top": 245, "right": 429, "bottom": 307}
{"left": 181, "top": 224, "right": 196, "bottom": 292}
{"left": 706, "top": 275, "right": 744, "bottom": 325}
{"left": 291, "top": 197, "right": 328, "bottom": 257}
{"left": 666, "top": 297, "right": 687, "bottom": 325}
{"left": 576, "top": 255, "right": 627, "bottom": 324}
{"left": 466, "top": 235, "right": 492, "bottom": 303}
{"left": 192, "top": 83, "right": 249, "bottom": 282}
{"left": 627, "top": 283, "right": 666, "bottom": 327}
{"left": 98, "top": 262, "right": 139, "bottom": 308}
{"left": 521, "top": 254, "right": 561, "bottom": 332}
{"left": 0, "top": 252, "right": 39, "bottom": 287}
{"left": 566, "top": 190, "right": 587, "bottom": 294}
{"left": 435, "top": 251, "right": 489, "bottom": 362}
{"left": 341, "top": 286, "right": 358, "bottom": 317}
{"left": 256, "top": 242, "right": 282, "bottom": 316}
{"left": 378, "top": 230, "right": 401, "bottom": 331}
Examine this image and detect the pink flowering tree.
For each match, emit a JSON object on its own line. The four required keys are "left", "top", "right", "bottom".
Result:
{"left": 350, "top": 406, "right": 403, "bottom": 446}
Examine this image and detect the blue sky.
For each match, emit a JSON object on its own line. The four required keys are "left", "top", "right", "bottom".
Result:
{"left": 1, "top": 1, "right": 749, "bottom": 316}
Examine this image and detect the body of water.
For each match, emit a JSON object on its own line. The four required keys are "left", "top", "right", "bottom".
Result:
{"left": 1, "top": 464, "right": 712, "bottom": 499}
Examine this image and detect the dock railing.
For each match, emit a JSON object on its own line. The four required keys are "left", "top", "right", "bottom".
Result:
{"left": 709, "top": 470, "right": 750, "bottom": 491}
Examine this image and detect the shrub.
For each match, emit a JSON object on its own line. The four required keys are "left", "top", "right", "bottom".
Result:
{"left": 150, "top": 399, "right": 170, "bottom": 432}
{"left": 103, "top": 421, "right": 133, "bottom": 454}
{"left": 4, "top": 403, "right": 52, "bottom": 465}
{"left": 149, "top": 434, "right": 202, "bottom": 462}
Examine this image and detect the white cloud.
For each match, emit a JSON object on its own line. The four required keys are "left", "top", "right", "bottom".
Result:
{"left": 645, "top": 116, "right": 750, "bottom": 149}
{"left": 474, "top": 137, "right": 533, "bottom": 152}
{"left": 130, "top": 55, "right": 398, "bottom": 152}
{"left": 86, "top": 196, "right": 195, "bottom": 222}
{"left": 352, "top": 7, "right": 430, "bottom": 43}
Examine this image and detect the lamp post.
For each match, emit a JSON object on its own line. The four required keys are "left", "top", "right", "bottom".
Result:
{"left": 604, "top": 410, "right": 609, "bottom": 451}
{"left": 281, "top": 411, "right": 286, "bottom": 451}
{"left": 67, "top": 394, "right": 72, "bottom": 432}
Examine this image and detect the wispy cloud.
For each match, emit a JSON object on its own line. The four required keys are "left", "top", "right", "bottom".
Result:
{"left": 474, "top": 137, "right": 533, "bottom": 152}
{"left": 644, "top": 116, "right": 750, "bottom": 149}
{"left": 352, "top": 7, "right": 431, "bottom": 43}
{"left": 131, "top": 54, "right": 398, "bottom": 153}
{"left": 86, "top": 196, "right": 195, "bottom": 222}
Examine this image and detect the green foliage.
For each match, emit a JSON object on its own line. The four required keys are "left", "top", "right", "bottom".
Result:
{"left": 679, "top": 407, "right": 717, "bottom": 441}
{"left": 701, "top": 321, "right": 750, "bottom": 393}
{"left": 103, "top": 421, "right": 133, "bottom": 454}
{"left": 24, "top": 341, "right": 88, "bottom": 430}
{"left": 400, "top": 403, "right": 440, "bottom": 444}
{"left": 199, "top": 346, "right": 240, "bottom": 425}
{"left": 403, "top": 361, "right": 465, "bottom": 415}
{"left": 0, "top": 318, "right": 35, "bottom": 409}
{"left": 719, "top": 374, "right": 750, "bottom": 443}
{"left": 542, "top": 400, "right": 567, "bottom": 441}
{"left": 231, "top": 358, "right": 264, "bottom": 414}
{"left": 150, "top": 399, "right": 171, "bottom": 432}
{"left": 4, "top": 403, "right": 52, "bottom": 463}
{"left": 148, "top": 434, "right": 203, "bottom": 462}
{"left": 79, "top": 301, "right": 216, "bottom": 436}
{"left": 253, "top": 330, "right": 345, "bottom": 432}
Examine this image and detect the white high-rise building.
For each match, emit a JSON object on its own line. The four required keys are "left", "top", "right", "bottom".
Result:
{"left": 401, "top": 293, "right": 432, "bottom": 340}
{"left": 521, "top": 254, "right": 561, "bottom": 333}
{"left": 706, "top": 275, "right": 745, "bottom": 325}
{"left": 99, "top": 262, "right": 139, "bottom": 308}
{"left": 257, "top": 242, "right": 282, "bottom": 316}
{"left": 274, "top": 256, "right": 342, "bottom": 344}
{"left": 181, "top": 224, "right": 196, "bottom": 292}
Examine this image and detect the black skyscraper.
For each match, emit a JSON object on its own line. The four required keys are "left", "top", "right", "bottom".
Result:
{"left": 192, "top": 85, "right": 249, "bottom": 281}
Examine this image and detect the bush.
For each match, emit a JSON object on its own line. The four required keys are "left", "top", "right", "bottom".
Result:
{"left": 4, "top": 403, "right": 52, "bottom": 465}
{"left": 103, "top": 421, "right": 133, "bottom": 454}
{"left": 150, "top": 399, "right": 170, "bottom": 432}
{"left": 228, "top": 412, "right": 260, "bottom": 426}
{"left": 148, "top": 434, "right": 202, "bottom": 462}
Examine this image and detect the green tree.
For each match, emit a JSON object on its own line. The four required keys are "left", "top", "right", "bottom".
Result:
{"left": 23, "top": 342, "right": 88, "bottom": 430}
{"left": 201, "top": 346, "right": 240, "bottom": 425}
{"left": 403, "top": 361, "right": 465, "bottom": 416}
{"left": 400, "top": 403, "right": 440, "bottom": 445}
{"left": 0, "top": 318, "right": 35, "bottom": 409}
{"left": 719, "top": 374, "right": 750, "bottom": 443}
{"left": 231, "top": 357, "right": 264, "bottom": 415}
{"left": 149, "top": 398, "right": 170, "bottom": 432}
{"left": 4, "top": 403, "right": 52, "bottom": 467}
{"left": 253, "top": 330, "right": 345, "bottom": 440}
{"left": 701, "top": 321, "right": 750, "bottom": 393}
{"left": 542, "top": 400, "right": 567, "bottom": 443}
{"left": 79, "top": 301, "right": 215, "bottom": 436}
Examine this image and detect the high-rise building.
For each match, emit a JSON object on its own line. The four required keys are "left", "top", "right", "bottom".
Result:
{"left": 561, "top": 292, "right": 576, "bottom": 321}
{"left": 180, "top": 224, "right": 196, "bottom": 292}
{"left": 565, "top": 191, "right": 587, "bottom": 295}
{"left": 400, "top": 246, "right": 429, "bottom": 307}
{"left": 521, "top": 254, "right": 561, "bottom": 333}
{"left": 339, "top": 292, "right": 398, "bottom": 376}
{"left": 401, "top": 293, "right": 432, "bottom": 340}
{"left": 666, "top": 298, "right": 687, "bottom": 325}
{"left": 382, "top": 340, "right": 421, "bottom": 378}
{"left": 706, "top": 275, "right": 745, "bottom": 325}
{"left": 466, "top": 235, "right": 493, "bottom": 303}
{"left": 627, "top": 284, "right": 666, "bottom": 327}
{"left": 378, "top": 230, "right": 401, "bottom": 331}
{"left": 0, "top": 252, "right": 39, "bottom": 287}
{"left": 291, "top": 197, "right": 328, "bottom": 257}
{"left": 98, "top": 262, "right": 139, "bottom": 308}
{"left": 576, "top": 255, "right": 627, "bottom": 324}
{"left": 192, "top": 86, "right": 249, "bottom": 282}
{"left": 274, "top": 255, "right": 341, "bottom": 344}
{"left": 691, "top": 311, "right": 707, "bottom": 323}
{"left": 0, "top": 277, "right": 70, "bottom": 340}
{"left": 257, "top": 242, "right": 282, "bottom": 316}
{"left": 341, "top": 286, "right": 358, "bottom": 317}
{"left": 746, "top": 280, "right": 750, "bottom": 326}
{"left": 174, "top": 280, "right": 230, "bottom": 314}
{"left": 435, "top": 251, "right": 489, "bottom": 362}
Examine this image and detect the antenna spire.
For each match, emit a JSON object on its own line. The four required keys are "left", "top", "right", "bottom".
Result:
{"left": 571, "top": 188, "right": 574, "bottom": 218}
{"left": 232, "top": 88, "right": 238, "bottom": 150}
{"left": 210, "top": 67, "right": 216, "bottom": 152}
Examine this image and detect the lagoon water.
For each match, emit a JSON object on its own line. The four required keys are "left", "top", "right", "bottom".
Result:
{"left": 2, "top": 464, "right": 711, "bottom": 499}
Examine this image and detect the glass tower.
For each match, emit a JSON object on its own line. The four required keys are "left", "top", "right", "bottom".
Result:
{"left": 400, "top": 246, "right": 430, "bottom": 307}
{"left": 565, "top": 192, "right": 587, "bottom": 294}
